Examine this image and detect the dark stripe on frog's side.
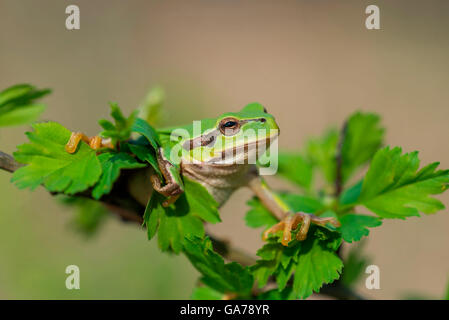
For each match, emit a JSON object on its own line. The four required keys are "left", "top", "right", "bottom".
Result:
{"left": 182, "top": 129, "right": 219, "bottom": 151}
{"left": 181, "top": 118, "right": 266, "bottom": 151}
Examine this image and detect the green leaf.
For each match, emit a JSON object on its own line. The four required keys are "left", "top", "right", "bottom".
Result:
{"left": 184, "top": 177, "right": 221, "bottom": 223}
{"left": 184, "top": 236, "right": 254, "bottom": 295}
{"left": 245, "top": 197, "right": 278, "bottom": 228}
{"left": 99, "top": 103, "right": 138, "bottom": 143}
{"left": 281, "top": 193, "right": 324, "bottom": 213}
{"left": 138, "top": 86, "right": 165, "bottom": 126}
{"left": 276, "top": 259, "right": 296, "bottom": 290}
{"left": 142, "top": 178, "right": 220, "bottom": 252}
{"left": 144, "top": 192, "right": 162, "bottom": 240}
{"left": 304, "top": 129, "right": 339, "bottom": 184}
{"left": 251, "top": 227, "right": 342, "bottom": 299}
{"left": 292, "top": 236, "right": 343, "bottom": 299}
{"left": 0, "top": 104, "right": 46, "bottom": 127}
{"left": 339, "top": 179, "right": 363, "bottom": 205}
{"left": 158, "top": 210, "right": 204, "bottom": 253}
{"left": 92, "top": 152, "right": 146, "bottom": 199}
{"left": 341, "top": 112, "right": 384, "bottom": 182}
{"left": 191, "top": 286, "right": 224, "bottom": 300}
{"left": 143, "top": 192, "right": 205, "bottom": 253}
{"left": 338, "top": 214, "right": 382, "bottom": 243}
{"left": 252, "top": 261, "right": 276, "bottom": 289}
{"left": 12, "top": 122, "right": 102, "bottom": 194}
{"left": 358, "top": 147, "right": 449, "bottom": 218}
{"left": 0, "top": 84, "right": 50, "bottom": 126}
{"left": 258, "top": 287, "right": 295, "bottom": 300}
{"left": 132, "top": 117, "right": 160, "bottom": 150}
{"left": 277, "top": 152, "right": 313, "bottom": 190}
{"left": 0, "top": 84, "right": 50, "bottom": 109}
{"left": 127, "top": 142, "right": 161, "bottom": 176}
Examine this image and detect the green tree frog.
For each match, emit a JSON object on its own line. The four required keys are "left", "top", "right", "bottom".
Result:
{"left": 65, "top": 103, "right": 339, "bottom": 246}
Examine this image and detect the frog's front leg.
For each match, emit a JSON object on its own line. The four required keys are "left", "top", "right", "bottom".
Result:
{"left": 247, "top": 173, "right": 340, "bottom": 246}
{"left": 65, "top": 132, "right": 114, "bottom": 153}
{"left": 151, "top": 148, "right": 184, "bottom": 207}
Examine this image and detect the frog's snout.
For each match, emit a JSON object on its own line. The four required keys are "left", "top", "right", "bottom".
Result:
{"left": 267, "top": 117, "right": 280, "bottom": 135}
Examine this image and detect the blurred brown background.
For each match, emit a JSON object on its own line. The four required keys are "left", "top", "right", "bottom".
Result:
{"left": 1, "top": 0, "right": 448, "bottom": 299}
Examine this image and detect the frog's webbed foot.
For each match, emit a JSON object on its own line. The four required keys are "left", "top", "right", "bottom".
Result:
{"left": 150, "top": 174, "right": 182, "bottom": 207}
{"left": 65, "top": 132, "right": 114, "bottom": 153}
{"left": 262, "top": 212, "right": 341, "bottom": 246}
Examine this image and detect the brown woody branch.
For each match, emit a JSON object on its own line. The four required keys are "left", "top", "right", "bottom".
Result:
{"left": 0, "top": 151, "right": 22, "bottom": 173}
{"left": 0, "top": 150, "right": 363, "bottom": 300}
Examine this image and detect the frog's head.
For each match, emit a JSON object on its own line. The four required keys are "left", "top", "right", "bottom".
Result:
{"left": 179, "top": 103, "right": 279, "bottom": 164}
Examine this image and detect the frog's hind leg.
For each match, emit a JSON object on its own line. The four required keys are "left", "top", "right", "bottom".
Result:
{"left": 248, "top": 174, "right": 340, "bottom": 246}
{"left": 65, "top": 132, "right": 114, "bottom": 153}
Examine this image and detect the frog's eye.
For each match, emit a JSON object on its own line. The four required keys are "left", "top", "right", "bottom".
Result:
{"left": 219, "top": 117, "right": 240, "bottom": 135}
{"left": 223, "top": 120, "right": 237, "bottom": 128}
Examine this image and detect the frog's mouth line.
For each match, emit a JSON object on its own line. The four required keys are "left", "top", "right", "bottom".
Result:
{"left": 208, "top": 131, "right": 279, "bottom": 164}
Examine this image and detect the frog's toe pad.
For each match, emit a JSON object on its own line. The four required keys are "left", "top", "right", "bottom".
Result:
{"left": 65, "top": 132, "right": 114, "bottom": 154}
{"left": 262, "top": 212, "right": 340, "bottom": 246}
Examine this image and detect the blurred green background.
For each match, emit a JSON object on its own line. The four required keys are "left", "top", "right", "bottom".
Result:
{"left": 1, "top": 0, "right": 449, "bottom": 299}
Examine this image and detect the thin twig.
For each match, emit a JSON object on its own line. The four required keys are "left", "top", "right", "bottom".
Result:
{"left": 0, "top": 151, "right": 22, "bottom": 173}
{"left": 210, "top": 236, "right": 257, "bottom": 267}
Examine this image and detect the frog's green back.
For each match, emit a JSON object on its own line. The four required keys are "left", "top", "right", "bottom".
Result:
{"left": 157, "top": 103, "right": 272, "bottom": 136}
